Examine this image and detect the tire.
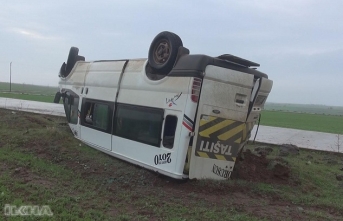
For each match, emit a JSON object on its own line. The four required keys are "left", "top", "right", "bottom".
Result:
{"left": 148, "top": 31, "right": 183, "bottom": 74}
{"left": 59, "top": 62, "right": 66, "bottom": 77}
{"left": 53, "top": 92, "right": 61, "bottom": 103}
{"left": 65, "top": 47, "right": 79, "bottom": 75}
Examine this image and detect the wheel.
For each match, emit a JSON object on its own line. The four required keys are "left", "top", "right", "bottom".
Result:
{"left": 59, "top": 62, "right": 66, "bottom": 77}
{"left": 148, "top": 31, "right": 183, "bottom": 74}
{"left": 65, "top": 47, "right": 79, "bottom": 75}
{"left": 53, "top": 92, "right": 61, "bottom": 103}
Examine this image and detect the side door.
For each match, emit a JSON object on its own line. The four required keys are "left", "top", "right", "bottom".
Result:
{"left": 110, "top": 103, "right": 186, "bottom": 178}
{"left": 79, "top": 98, "right": 114, "bottom": 151}
{"left": 79, "top": 60, "right": 126, "bottom": 151}
{"left": 63, "top": 90, "right": 81, "bottom": 138}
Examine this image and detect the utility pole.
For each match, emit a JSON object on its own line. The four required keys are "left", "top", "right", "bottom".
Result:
{"left": 10, "top": 62, "right": 12, "bottom": 92}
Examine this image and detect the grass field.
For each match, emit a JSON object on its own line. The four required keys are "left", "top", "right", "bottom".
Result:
{"left": 0, "top": 82, "right": 58, "bottom": 103}
{"left": 265, "top": 103, "right": 343, "bottom": 116}
{"left": 0, "top": 92, "right": 55, "bottom": 103}
{"left": 0, "top": 82, "right": 58, "bottom": 96}
{"left": 1, "top": 109, "right": 343, "bottom": 220}
{"left": 260, "top": 110, "right": 343, "bottom": 134}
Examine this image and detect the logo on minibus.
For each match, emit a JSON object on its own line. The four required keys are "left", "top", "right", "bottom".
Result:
{"left": 166, "top": 92, "right": 182, "bottom": 107}
{"left": 154, "top": 153, "right": 171, "bottom": 165}
{"left": 212, "top": 164, "right": 231, "bottom": 179}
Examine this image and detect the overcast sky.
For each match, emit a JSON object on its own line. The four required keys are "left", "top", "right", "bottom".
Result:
{"left": 0, "top": 0, "right": 342, "bottom": 106}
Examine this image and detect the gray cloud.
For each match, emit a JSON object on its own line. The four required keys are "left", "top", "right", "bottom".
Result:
{"left": 0, "top": 0, "right": 342, "bottom": 105}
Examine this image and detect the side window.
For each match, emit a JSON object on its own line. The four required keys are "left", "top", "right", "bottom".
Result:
{"left": 70, "top": 96, "right": 79, "bottom": 124}
{"left": 114, "top": 104, "right": 163, "bottom": 147}
{"left": 63, "top": 94, "right": 71, "bottom": 122}
{"left": 163, "top": 115, "right": 178, "bottom": 149}
{"left": 93, "top": 103, "right": 109, "bottom": 130}
{"left": 63, "top": 92, "right": 79, "bottom": 124}
{"left": 82, "top": 100, "right": 110, "bottom": 131}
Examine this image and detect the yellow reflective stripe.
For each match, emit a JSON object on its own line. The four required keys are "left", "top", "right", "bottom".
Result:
{"left": 217, "top": 124, "right": 244, "bottom": 140}
{"left": 199, "top": 119, "right": 234, "bottom": 138}
{"left": 199, "top": 116, "right": 218, "bottom": 126}
{"left": 215, "top": 155, "right": 226, "bottom": 161}
{"left": 234, "top": 138, "right": 241, "bottom": 144}
{"left": 197, "top": 152, "right": 209, "bottom": 158}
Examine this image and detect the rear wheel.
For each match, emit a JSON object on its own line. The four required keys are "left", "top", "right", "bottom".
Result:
{"left": 148, "top": 31, "right": 183, "bottom": 74}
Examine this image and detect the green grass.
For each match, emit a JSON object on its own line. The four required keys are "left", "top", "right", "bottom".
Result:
{"left": 0, "top": 92, "right": 55, "bottom": 103}
{"left": 0, "top": 109, "right": 265, "bottom": 220}
{"left": 260, "top": 110, "right": 343, "bottom": 134}
{"left": 278, "top": 152, "right": 343, "bottom": 208}
{"left": 0, "top": 82, "right": 58, "bottom": 103}
{"left": 265, "top": 103, "right": 343, "bottom": 116}
{"left": 253, "top": 145, "right": 343, "bottom": 205}
{"left": 1, "top": 109, "right": 343, "bottom": 220}
{"left": 245, "top": 144, "right": 343, "bottom": 220}
{"left": 0, "top": 82, "right": 58, "bottom": 95}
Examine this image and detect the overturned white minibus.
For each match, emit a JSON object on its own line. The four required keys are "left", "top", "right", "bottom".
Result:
{"left": 55, "top": 31, "right": 273, "bottom": 180}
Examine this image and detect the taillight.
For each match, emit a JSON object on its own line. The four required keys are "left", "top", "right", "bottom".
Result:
{"left": 191, "top": 78, "right": 202, "bottom": 103}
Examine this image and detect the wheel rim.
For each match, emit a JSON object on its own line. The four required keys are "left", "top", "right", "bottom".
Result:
{"left": 153, "top": 39, "right": 170, "bottom": 65}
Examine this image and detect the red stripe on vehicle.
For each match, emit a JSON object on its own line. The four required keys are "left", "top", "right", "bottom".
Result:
{"left": 183, "top": 121, "right": 192, "bottom": 131}
{"left": 183, "top": 119, "right": 193, "bottom": 128}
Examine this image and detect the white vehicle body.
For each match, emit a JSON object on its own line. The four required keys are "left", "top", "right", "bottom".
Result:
{"left": 58, "top": 44, "right": 272, "bottom": 180}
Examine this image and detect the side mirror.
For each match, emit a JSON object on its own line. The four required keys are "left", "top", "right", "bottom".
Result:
{"left": 53, "top": 92, "right": 62, "bottom": 103}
